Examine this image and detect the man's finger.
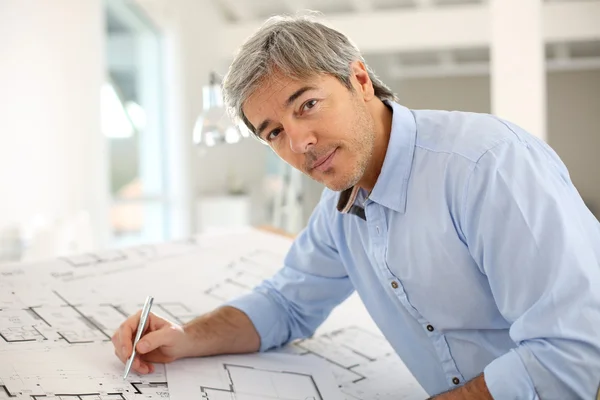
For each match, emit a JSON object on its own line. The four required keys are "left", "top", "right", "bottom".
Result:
{"left": 132, "top": 357, "right": 150, "bottom": 374}
{"left": 111, "top": 332, "right": 120, "bottom": 356}
{"left": 114, "top": 348, "right": 126, "bottom": 364}
{"left": 140, "top": 352, "right": 174, "bottom": 364}
{"left": 119, "top": 311, "right": 141, "bottom": 358}
{"left": 135, "top": 329, "right": 171, "bottom": 355}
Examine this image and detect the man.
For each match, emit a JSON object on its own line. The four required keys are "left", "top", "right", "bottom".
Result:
{"left": 112, "top": 14, "right": 600, "bottom": 399}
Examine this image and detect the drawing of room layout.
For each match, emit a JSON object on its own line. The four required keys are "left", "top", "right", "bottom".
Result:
{"left": 0, "top": 240, "right": 198, "bottom": 284}
{"left": 200, "top": 364, "right": 322, "bottom": 400}
{"left": 0, "top": 370, "right": 168, "bottom": 400}
{"left": 31, "top": 393, "right": 126, "bottom": 399}
{"left": 291, "top": 327, "right": 394, "bottom": 384}
{"left": 0, "top": 382, "right": 169, "bottom": 400}
{"left": 0, "top": 309, "right": 47, "bottom": 343}
{"left": 0, "top": 288, "right": 198, "bottom": 348}
{"left": 290, "top": 326, "right": 428, "bottom": 400}
{"left": 204, "top": 270, "right": 265, "bottom": 302}
{"left": 203, "top": 249, "right": 284, "bottom": 302}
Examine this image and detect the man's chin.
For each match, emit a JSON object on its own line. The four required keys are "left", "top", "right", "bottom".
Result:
{"left": 306, "top": 169, "right": 358, "bottom": 192}
{"left": 321, "top": 177, "right": 357, "bottom": 192}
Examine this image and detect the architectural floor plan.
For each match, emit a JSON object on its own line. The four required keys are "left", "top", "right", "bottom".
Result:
{"left": 166, "top": 353, "right": 341, "bottom": 400}
{"left": 0, "top": 342, "right": 168, "bottom": 399}
{"left": 0, "top": 228, "right": 427, "bottom": 399}
{"left": 203, "top": 364, "right": 322, "bottom": 400}
{"left": 288, "top": 327, "right": 427, "bottom": 400}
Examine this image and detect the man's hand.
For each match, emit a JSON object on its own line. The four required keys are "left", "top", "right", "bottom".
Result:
{"left": 111, "top": 306, "right": 260, "bottom": 375}
{"left": 112, "top": 310, "right": 192, "bottom": 375}
{"left": 429, "top": 374, "right": 493, "bottom": 400}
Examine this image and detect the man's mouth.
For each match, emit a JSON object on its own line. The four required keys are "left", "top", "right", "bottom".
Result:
{"left": 310, "top": 148, "right": 338, "bottom": 172}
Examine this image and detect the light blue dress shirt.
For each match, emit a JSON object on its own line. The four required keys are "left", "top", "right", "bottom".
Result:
{"left": 227, "top": 101, "right": 600, "bottom": 399}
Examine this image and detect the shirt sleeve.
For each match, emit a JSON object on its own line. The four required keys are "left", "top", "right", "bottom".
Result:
{"left": 461, "top": 129, "right": 600, "bottom": 399}
{"left": 225, "top": 190, "right": 355, "bottom": 352}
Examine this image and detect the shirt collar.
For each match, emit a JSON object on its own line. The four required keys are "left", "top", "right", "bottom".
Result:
{"left": 336, "top": 100, "right": 416, "bottom": 215}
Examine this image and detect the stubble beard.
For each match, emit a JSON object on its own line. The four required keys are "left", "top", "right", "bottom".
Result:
{"left": 322, "top": 110, "right": 376, "bottom": 192}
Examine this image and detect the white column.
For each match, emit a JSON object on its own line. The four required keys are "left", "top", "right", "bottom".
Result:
{"left": 0, "top": 0, "right": 109, "bottom": 249}
{"left": 490, "top": 0, "right": 547, "bottom": 140}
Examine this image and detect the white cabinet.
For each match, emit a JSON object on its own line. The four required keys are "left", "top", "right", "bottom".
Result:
{"left": 196, "top": 195, "right": 251, "bottom": 234}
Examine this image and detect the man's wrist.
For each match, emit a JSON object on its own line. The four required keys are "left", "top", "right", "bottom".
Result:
{"left": 181, "top": 313, "right": 213, "bottom": 358}
{"left": 182, "top": 306, "right": 260, "bottom": 358}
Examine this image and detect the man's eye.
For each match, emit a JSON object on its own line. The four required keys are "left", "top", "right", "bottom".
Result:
{"left": 302, "top": 100, "right": 317, "bottom": 112}
{"left": 267, "top": 129, "right": 282, "bottom": 141}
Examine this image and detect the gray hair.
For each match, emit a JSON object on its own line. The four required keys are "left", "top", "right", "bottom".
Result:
{"left": 222, "top": 13, "right": 397, "bottom": 137}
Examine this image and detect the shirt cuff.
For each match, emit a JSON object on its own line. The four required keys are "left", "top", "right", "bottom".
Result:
{"left": 224, "top": 291, "right": 288, "bottom": 352}
{"left": 484, "top": 348, "right": 540, "bottom": 400}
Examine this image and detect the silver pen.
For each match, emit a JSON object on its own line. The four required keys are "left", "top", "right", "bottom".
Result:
{"left": 123, "top": 295, "right": 154, "bottom": 380}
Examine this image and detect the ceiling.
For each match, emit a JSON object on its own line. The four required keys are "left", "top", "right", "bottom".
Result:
{"left": 214, "top": 0, "right": 592, "bottom": 22}
{"left": 130, "top": 0, "right": 600, "bottom": 79}
{"left": 215, "top": 0, "right": 484, "bottom": 22}
{"left": 211, "top": 0, "right": 600, "bottom": 78}
{"left": 364, "top": 40, "right": 600, "bottom": 80}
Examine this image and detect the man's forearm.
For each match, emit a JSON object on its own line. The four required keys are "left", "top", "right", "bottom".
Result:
{"left": 182, "top": 305, "right": 260, "bottom": 358}
{"left": 429, "top": 374, "right": 493, "bottom": 400}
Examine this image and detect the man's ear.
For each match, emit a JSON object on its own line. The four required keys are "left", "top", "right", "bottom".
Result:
{"left": 350, "top": 60, "right": 375, "bottom": 101}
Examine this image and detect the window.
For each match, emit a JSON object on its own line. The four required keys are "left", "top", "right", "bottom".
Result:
{"left": 104, "top": 0, "right": 168, "bottom": 247}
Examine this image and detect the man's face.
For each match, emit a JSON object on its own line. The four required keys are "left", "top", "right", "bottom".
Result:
{"left": 242, "top": 67, "right": 376, "bottom": 192}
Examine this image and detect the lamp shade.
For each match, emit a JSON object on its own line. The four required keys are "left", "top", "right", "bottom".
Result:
{"left": 193, "top": 73, "right": 243, "bottom": 147}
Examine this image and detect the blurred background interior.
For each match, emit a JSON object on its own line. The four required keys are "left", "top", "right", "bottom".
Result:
{"left": 0, "top": 0, "right": 598, "bottom": 262}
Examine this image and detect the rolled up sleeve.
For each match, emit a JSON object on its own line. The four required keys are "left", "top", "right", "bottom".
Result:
{"left": 226, "top": 190, "right": 354, "bottom": 351}
{"left": 225, "top": 290, "right": 286, "bottom": 352}
{"left": 483, "top": 347, "right": 539, "bottom": 399}
{"left": 462, "top": 130, "right": 600, "bottom": 399}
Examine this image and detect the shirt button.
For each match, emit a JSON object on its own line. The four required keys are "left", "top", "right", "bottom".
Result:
{"left": 376, "top": 226, "right": 380, "bottom": 234}
{"left": 391, "top": 281, "right": 398, "bottom": 289}
{"left": 426, "top": 325, "right": 434, "bottom": 332}
{"left": 452, "top": 377, "right": 460, "bottom": 385}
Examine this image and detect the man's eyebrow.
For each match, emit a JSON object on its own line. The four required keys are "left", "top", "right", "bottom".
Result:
{"left": 255, "top": 86, "right": 317, "bottom": 138}
{"left": 284, "top": 86, "right": 316, "bottom": 108}
{"left": 256, "top": 119, "right": 272, "bottom": 138}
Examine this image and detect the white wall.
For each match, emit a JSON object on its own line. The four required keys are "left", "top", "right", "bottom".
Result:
{"left": 0, "top": 0, "right": 109, "bottom": 249}
{"left": 546, "top": 70, "right": 600, "bottom": 217}
{"left": 395, "top": 75, "right": 491, "bottom": 113}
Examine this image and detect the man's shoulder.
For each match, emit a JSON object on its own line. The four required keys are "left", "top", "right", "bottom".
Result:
{"left": 410, "top": 108, "right": 527, "bottom": 163}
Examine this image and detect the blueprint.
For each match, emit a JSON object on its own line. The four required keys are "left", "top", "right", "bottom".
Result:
{"left": 0, "top": 228, "right": 427, "bottom": 399}
{"left": 287, "top": 327, "right": 427, "bottom": 400}
{"left": 0, "top": 342, "right": 168, "bottom": 399}
{"left": 167, "top": 352, "right": 343, "bottom": 400}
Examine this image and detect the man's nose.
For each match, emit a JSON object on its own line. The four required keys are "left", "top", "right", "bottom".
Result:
{"left": 287, "top": 124, "right": 316, "bottom": 154}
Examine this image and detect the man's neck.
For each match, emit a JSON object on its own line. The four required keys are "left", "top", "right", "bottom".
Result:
{"left": 358, "top": 99, "right": 393, "bottom": 192}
